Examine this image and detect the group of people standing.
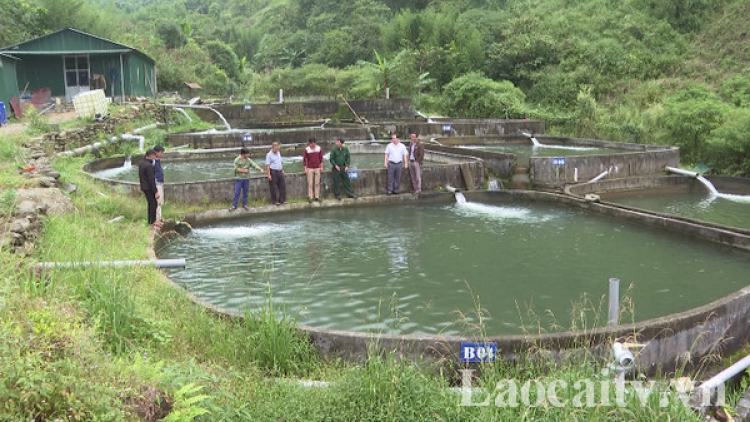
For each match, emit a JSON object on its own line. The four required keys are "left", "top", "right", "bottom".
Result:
{"left": 138, "top": 133, "right": 425, "bottom": 224}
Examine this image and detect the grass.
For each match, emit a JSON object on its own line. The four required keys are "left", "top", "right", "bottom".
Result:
{"left": 0, "top": 112, "right": 734, "bottom": 421}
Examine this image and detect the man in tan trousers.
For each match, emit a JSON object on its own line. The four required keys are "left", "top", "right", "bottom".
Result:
{"left": 408, "top": 132, "right": 425, "bottom": 194}
{"left": 303, "top": 137, "right": 324, "bottom": 203}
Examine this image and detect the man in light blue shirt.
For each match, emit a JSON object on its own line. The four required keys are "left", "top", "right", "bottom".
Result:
{"left": 384, "top": 133, "right": 408, "bottom": 195}
{"left": 265, "top": 142, "right": 286, "bottom": 205}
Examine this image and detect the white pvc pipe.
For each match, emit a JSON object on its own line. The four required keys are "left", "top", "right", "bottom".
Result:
{"left": 700, "top": 354, "right": 750, "bottom": 391}
{"left": 666, "top": 166, "right": 699, "bottom": 178}
{"left": 173, "top": 108, "right": 193, "bottom": 122}
{"left": 161, "top": 104, "right": 230, "bottom": 130}
{"left": 122, "top": 133, "right": 145, "bottom": 151}
{"left": 445, "top": 185, "right": 459, "bottom": 193}
{"left": 589, "top": 170, "right": 609, "bottom": 183}
{"left": 38, "top": 259, "right": 186, "bottom": 269}
{"left": 57, "top": 123, "right": 159, "bottom": 157}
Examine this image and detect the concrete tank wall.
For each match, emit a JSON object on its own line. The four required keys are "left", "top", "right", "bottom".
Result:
{"left": 379, "top": 120, "right": 545, "bottom": 138}
{"left": 84, "top": 146, "right": 485, "bottom": 205}
{"left": 166, "top": 127, "right": 371, "bottom": 149}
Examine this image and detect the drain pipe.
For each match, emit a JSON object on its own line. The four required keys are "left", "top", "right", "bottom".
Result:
{"left": 666, "top": 166, "right": 699, "bottom": 178}
{"left": 445, "top": 185, "right": 459, "bottom": 193}
{"left": 429, "top": 137, "right": 443, "bottom": 146}
{"left": 38, "top": 258, "right": 186, "bottom": 269}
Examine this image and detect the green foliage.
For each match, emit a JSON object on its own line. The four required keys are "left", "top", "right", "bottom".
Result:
{"left": 204, "top": 39, "right": 241, "bottom": 81}
{"left": 24, "top": 106, "right": 51, "bottom": 136}
{"left": 660, "top": 83, "right": 729, "bottom": 162}
{"left": 575, "top": 86, "right": 599, "bottom": 139}
{"left": 0, "top": 0, "right": 43, "bottom": 46}
{"left": 157, "top": 19, "right": 188, "bottom": 49}
{"left": 441, "top": 72, "right": 526, "bottom": 119}
{"left": 242, "top": 295, "right": 319, "bottom": 377}
{"left": 162, "top": 383, "right": 210, "bottom": 422}
{"left": 719, "top": 75, "right": 750, "bottom": 107}
{"left": 706, "top": 108, "right": 750, "bottom": 177}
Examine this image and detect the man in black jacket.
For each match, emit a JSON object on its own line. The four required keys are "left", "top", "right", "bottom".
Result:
{"left": 138, "top": 150, "right": 160, "bottom": 225}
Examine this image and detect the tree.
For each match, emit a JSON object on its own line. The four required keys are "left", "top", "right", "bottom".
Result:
{"left": 356, "top": 49, "right": 414, "bottom": 98}
{"left": 204, "top": 40, "right": 241, "bottom": 81}
{"left": 156, "top": 20, "right": 187, "bottom": 49}
{"left": 0, "top": 0, "right": 42, "bottom": 46}
{"left": 441, "top": 72, "right": 526, "bottom": 119}
{"left": 661, "top": 84, "right": 729, "bottom": 162}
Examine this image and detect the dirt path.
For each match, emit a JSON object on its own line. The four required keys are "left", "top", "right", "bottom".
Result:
{"left": 0, "top": 111, "right": 78, "bottom": 137}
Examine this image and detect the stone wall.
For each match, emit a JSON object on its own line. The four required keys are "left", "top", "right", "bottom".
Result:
{"left": 197, "top": 99, "right": 414, "bottom": 126}
{"left": 43, "top": 103, "right": 162, "bottom": 152}
{"left": 166, "top": 127, "right": 371, "bottom": 149}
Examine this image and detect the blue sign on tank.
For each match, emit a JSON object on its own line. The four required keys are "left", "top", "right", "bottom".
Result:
{"left": 348, "top": 170, "right": 359, "bottom": 180}
{"left": 242, "top": 134, "right": 253, "bottom": 143}
{"left": 442, "top": 124, "right": 452, "bottom": 132}
{"left": 552, "top": 157, "right": 566, "bottom": 167}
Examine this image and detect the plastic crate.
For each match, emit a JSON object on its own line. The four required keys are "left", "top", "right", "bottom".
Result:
{"left": 0, "top": 101, "right": 6, "bottom": 125}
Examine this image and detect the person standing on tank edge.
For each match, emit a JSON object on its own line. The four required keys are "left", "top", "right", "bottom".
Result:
{"left": 329, "top": 138, "right": 356, "bottom": 200}
{"left": 138, "top": 149, "right": 159, "bottom": 226}
{"left": 153, "top": 145, "right": 165, "bottom": 222}
{"left": 408, "top": 132, "right": 425, "bottom": 194}
{"left": 384, "top": 133, "right": 408, "bottom": 195}
{"left": 231, "top": 147, "right": 262, "bottom": 211}
{"left": 266, "top": 142, "right": 286, "bottom": 205}
{"left": 303, "top": 137, "right": 324, "bottom": 203}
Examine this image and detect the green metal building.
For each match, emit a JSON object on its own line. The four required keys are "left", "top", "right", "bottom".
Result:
{"left": 0, "top": 28, "right": 156, "bottom": 103}
{"left": 0, "top": 53, "right": 20, "bottom": 108}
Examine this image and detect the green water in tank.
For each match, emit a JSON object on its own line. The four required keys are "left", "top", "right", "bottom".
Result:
{"left": 157, "top": 198, "right": 750, "bottom": 336}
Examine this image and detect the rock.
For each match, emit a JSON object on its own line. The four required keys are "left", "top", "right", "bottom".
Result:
{"left": 15, "top": 201, "right": 37, "bottom": 217}
{"left": 63, "top": 183, "right": 77, "bottom": 194}
{"left": 38, "top": 177, "right": 56, "bottom": 188}
{"left": 30, "top": 152, "right": 46, "bottom": 159}
{"left": 9, "top": 218, "right": 32, "bottom": 234}
{"left": 46, "top": 171, "right": 61, "bottom": 179}
{"left": 36, "top": 202, "right": 48, "bottom": 215}
{"left": 736, "top": 387, "right": 750, "bottom": 422}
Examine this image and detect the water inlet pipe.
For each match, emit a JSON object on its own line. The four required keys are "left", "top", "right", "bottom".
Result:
{"left": 173, "top": 107, "right": 193, "bottom": 122}
{"left": 37, "top": 259, "right": 186, "bottom": 269}
{"left": 666, "top": 167, "right": 699, "bottom": 178}
{"left": 161, "top": 104, "right": 231, "bottom": 131}
{"left": 699, "top": 354, "right": 750, "bottom": 392}
{"left": 589, "top": 169, "right": 610, "bottom": 183}
{"left": 56, "top": 123, "right": 159, "bottom": 157}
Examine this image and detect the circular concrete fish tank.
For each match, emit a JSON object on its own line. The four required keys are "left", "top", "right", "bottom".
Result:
{"left": 157, "top": 192, "right": 750, "bottom": 337}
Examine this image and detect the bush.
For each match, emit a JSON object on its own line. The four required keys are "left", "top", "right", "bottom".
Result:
{"left": 441, "top": 72, "right": 526, "bottom": 118}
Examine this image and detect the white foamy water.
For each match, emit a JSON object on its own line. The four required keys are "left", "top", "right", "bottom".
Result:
{"left": 715, "top": 193, "right": 750, "bottom": 203}
{"left": 452, "top": 202, "right": 553, "bottom": 222}
{"left": 95, "top": 164, "right": 132, "bottom": 179}
{"left": 194, "top": 224, "right": 293, "bottom": 238}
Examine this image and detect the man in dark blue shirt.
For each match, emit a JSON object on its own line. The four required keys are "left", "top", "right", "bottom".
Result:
{"left": 153, "top": 145, "right": 165, "bottom": 222}
{"left": 138, "top": 150, "right": 159, "bottom": 225}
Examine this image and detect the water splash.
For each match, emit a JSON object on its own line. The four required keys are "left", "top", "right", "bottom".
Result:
{"left": 455, "top": 192, "right": 467, "bottom": 204}
{"left": 695, "top": 176, "right": 750, "bottom": 203}
{"left": 95, "top": 156, "right": 133, "bottom": 179}
{"left": 488, "top": 179, "right": 502, "bottom": 191}
{"left": 194, "top": 224, "right": 293, "bottom": 238}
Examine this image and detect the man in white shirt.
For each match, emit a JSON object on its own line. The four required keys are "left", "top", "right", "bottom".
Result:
{"left": 384, "top": 133, "right": 408, "bottom": 195}
{"left": 265, "top": 142, "right": 286, "bottom": 205}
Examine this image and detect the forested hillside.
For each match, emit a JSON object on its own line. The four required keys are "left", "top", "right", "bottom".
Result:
{"left": 3, "top": 0, "right": 750, "bottom": 174}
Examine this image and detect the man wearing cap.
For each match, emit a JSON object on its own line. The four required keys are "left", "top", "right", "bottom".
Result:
{"left": 329, "top": 138, "right": 357, "bottom": 200}
{"left": 266, "top": 142, "right": 286, "bottom": 205}
{"left": 230, "top": 147, "right": 262, "bottom": 211}
{"left": 408, "top": 132, "right": 425, "bottom": 194}
{"left": 303, "top": 137, "right": 324, "bottom": 203}
{"left": 153, "top": 145, "right": 166, "bottom": 221}
{"left": 384, "top": 133, "right": 408, "bottom": 195}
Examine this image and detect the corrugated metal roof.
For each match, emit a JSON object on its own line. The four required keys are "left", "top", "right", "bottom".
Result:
{"left": 0, "top": 52, "right": 20, "bottom": 60}
{"left": 184, "top": 82, "right": 202, "bottom": 89}
{"left": 0, "top": 28, "right": 154, "bottom": 63}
